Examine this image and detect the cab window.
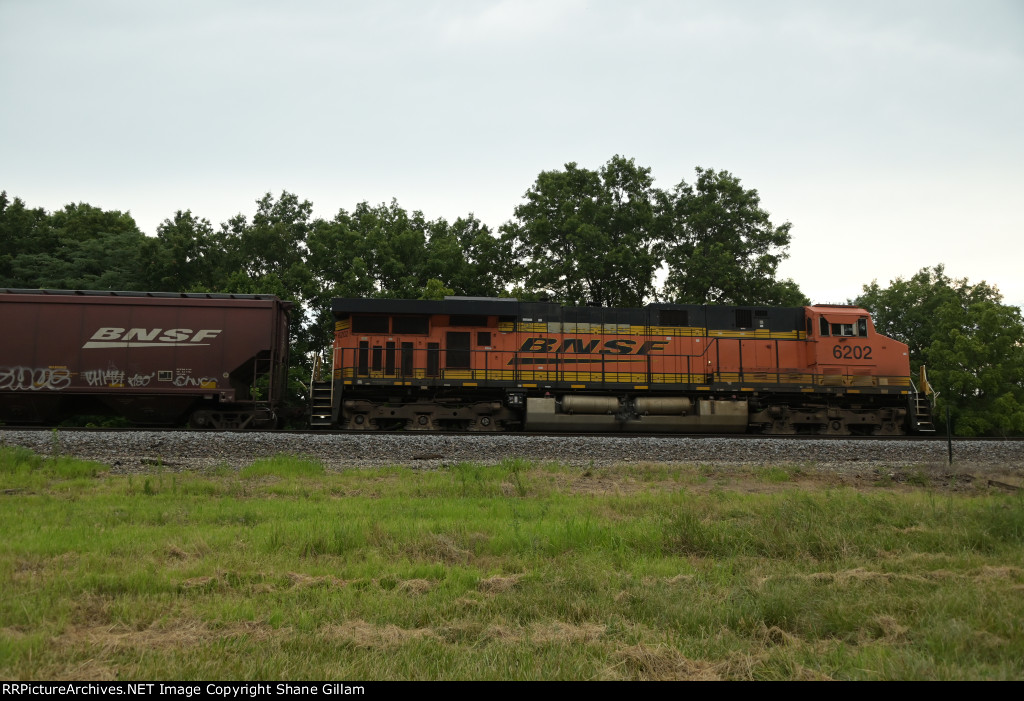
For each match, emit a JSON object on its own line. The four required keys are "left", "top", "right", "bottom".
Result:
{"left": 830, "top": 323, "right": 854, "bottom": 336}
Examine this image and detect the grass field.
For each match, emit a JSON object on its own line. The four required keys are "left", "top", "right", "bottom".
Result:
{"left": 1, "top": 445, "right": 1022, "bottom": 681}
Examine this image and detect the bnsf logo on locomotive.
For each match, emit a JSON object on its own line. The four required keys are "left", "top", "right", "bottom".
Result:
{"left": 82, "top": 328, "right": 223, "bottom": 349}
{"left": 517, "top": 337, "right": 670, "bottom": 355}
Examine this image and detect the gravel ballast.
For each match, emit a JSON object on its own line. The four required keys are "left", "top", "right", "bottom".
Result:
{"left": 2, "top": 429, "right": 1022, "bottom": 476}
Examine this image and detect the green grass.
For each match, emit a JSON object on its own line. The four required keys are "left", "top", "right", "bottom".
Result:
{"left": 0, "top": 447, "right": 1022, "bottom": 680}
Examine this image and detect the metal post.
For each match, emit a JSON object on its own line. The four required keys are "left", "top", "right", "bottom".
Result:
{"left": 946, "top": 405, "right": 952, "bottom": 466}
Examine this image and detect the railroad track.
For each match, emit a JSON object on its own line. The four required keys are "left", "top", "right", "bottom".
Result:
{"left": 4, "top": 424, "right": 1019, "bottom": 441}
{"left": 3, "top": 427, "right": 1023, "bottom": 474}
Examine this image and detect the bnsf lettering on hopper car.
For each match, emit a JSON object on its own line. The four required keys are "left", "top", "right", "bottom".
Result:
{"left": 83, "top": 328, "right": 223, "bottom": 348}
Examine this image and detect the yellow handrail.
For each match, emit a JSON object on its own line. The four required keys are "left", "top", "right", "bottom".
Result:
{"left": 919, "top": 366, "right": 934, "bottom": 397}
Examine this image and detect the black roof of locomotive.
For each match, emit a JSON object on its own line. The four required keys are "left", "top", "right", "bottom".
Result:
{"left": 332, "top": 297, "right": 807, "bottom": 331}
{"left": 332, "top": 296, "right": 521, "bottom": 317}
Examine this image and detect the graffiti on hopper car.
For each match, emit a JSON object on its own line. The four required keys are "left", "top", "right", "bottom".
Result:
{"left": 83, "top": 368, "right": 156, "bottom": 387}
{"left": 173, "top": 373, "right": 217, "bottom": 388}
{"left": 127, "top": 372, "right": 155, "bottom": 387}
{"left": 84, "top": 368, "right": 125, "bottom": 387}
{"left": 0, "top": 366, "right": 72, "bottom": 391}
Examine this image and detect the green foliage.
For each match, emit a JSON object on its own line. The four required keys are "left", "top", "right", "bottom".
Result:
{"left": 854, "top": 265, "right": 1024, "bottom": 436}
{"left": 0, "top": 192, "right": 50, "bottom": 286}
{"left": 147, "top": 210, "right": 220, "bottom": 291}
{"left": 0, "top": 194, "right": 149, "bottom": 290}
{"left": 502, "top": 155, "right": 664, "bottom": 307}
{"left": 426, "top": 214, "right": 516, "bottom": 298}
{"left": 660, "top": 167, "right": 807, "bottom": 305}
{"left": 501, "top": 158, "right": 806, "bottom": 307}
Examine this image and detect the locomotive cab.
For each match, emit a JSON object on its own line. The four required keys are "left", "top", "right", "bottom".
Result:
{"left": 803, "top": 305, "right": 909, "bottom": 385}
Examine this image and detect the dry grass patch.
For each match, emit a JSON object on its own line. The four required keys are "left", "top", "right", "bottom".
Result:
{"left": 165, "top": 545, "right": 189, "bottom": 560}
{"left": 477, "top": 574, "right": 522, "bottom": 593}
{"left": 478, "top": 624, "right": 520, "bottom": 643}
{"left": 323, "top": 620, "right": 437, "bottom": 648}
{"left": 411, "top": 534, "right": 472, "bottom": 564}
{"left": 610, "top": 643, "right": 722, "bottom": 681}
{"left": 70, "top": 593, "right": 118, "bottom": 626}
{"left": 180, "top": 575, "right": 219, "bottom": 589}
{"left": 857, "top": 615, "right": 909, "bottom": 644}
{"left": 59, "top": 620, "right": 278, "bottom": 653}
{"left": 286, "top": 572, "right": 348, "bottom": 588}
{"left": 530, "top": 621, "right": 606, "bottom": 644}
{"left": 396, "top": 578, "right": 433, "bottom": 595}
{"left": 769, "top": 566, "right": 1020, "bottom": 590}
{"left": 975, "top": 565, "right": 1023, "bottom": 581}
{"left": 756, "top": 622, "right": 800, "bottom": 647}
{"left": 805, "top": 568, "right": 927, "bottom": 585}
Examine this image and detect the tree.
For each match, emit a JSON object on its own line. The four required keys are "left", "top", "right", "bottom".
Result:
{"left": 854, "top": 265, "right": 1024, "bottom": 436}
{"left": 217, "top": 192, "right": 314, "bottom": 288}
{"left": 145, "top": 210, "right": 220, "bottom": 292}
{"left": 307, "top": 199, "right": 432, "bottom": 302}
{"left": 0, "top": 192, "right": 53, "bottom": 287}
{"left": 204, "top": 193, "right": 319, "bottom": 359}
{"left": 422, "top": 214, "right": 514, "bottom": 298}
{"left": 1, "top": 200, "right": 148, "bottom": 290}
{"left": 501, "top": 155, "right": 663, "bottom": 307}
{"left": 660, "top": 167, "right": 806, "bottom": 306}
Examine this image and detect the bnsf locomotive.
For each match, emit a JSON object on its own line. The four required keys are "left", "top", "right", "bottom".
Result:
{"left": 311, "top": 297, "right": 935, "bottom": 435}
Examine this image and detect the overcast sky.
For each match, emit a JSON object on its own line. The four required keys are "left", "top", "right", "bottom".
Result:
{"left": 2, "top": 0, "right": 1021, "bottom": 307}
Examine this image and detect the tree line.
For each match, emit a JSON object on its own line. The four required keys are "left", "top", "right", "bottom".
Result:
{"left": 2, "top": 155, "right": 1021, "bottom": 435}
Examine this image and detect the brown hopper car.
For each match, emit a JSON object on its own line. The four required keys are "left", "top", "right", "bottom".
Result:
{"left": 0, "top": 290, "right": 291, "bottom": 428}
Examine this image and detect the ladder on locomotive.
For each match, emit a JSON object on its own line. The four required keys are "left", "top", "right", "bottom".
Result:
{"left": 310, "top": 354, "right": 334, "bottom": 428}
{"left": 911, "top": 366, "right": 936, "bottom": 434}
{"left": 911, "top": 395, "right": 936, "bottom": 433}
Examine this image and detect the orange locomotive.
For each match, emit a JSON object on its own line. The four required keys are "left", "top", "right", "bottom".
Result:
{"left": 312, "top": 297, "right": 935, "bottom": 435}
